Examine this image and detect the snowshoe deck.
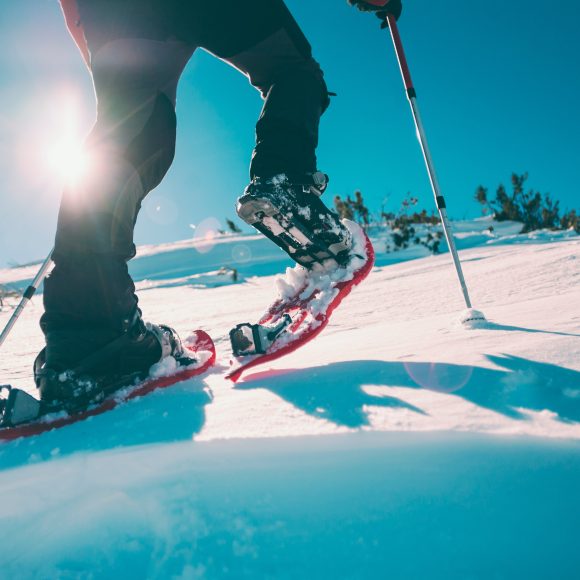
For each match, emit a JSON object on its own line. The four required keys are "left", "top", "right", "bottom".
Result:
{"left": 0, "top": 330, "right": 216, "bottom": 441}
{"left": 227, "top": 222, "right": 374, "bottom": 382}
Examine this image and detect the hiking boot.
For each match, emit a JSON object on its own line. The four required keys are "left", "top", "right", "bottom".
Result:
{"left": 35, "top": 311, "right": 188, "bottom": 412}
{"left": 237, "top": 172, "right": 353, "bottom": 268}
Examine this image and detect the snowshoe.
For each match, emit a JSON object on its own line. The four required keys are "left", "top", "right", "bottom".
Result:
{"left": 237, "top": 172, "right": 353, "bottom": 268}
{"left": 228, "top": 219, "right": 374, "bottom": 382}
{"left": 0, "top": 329, "right": 216, "bottom": 439}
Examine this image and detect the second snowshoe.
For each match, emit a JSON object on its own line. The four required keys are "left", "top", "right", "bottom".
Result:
{"left": 228, "top": 220, "right": 375, "bottom": 382}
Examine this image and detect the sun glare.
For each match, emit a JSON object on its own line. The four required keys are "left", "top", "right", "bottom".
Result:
{"left": 39, "top": 90, "right": 91, "bottom": 186}
{"left": 45, "top": 139, "right": 90, "bottom": 184}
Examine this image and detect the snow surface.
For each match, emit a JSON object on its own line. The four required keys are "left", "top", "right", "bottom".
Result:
{"left": 1, "top": 219, "right": 579, "bottom": 578}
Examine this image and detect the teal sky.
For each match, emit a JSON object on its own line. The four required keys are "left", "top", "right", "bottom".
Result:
{"left": 1, "top": 0, "right": 579, "bottom": 267}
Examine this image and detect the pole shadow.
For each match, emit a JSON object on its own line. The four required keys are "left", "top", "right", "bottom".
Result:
{"left": 482, "top": 322, "right": 580, "bottom": 339}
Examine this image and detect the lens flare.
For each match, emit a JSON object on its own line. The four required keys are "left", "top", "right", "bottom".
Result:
{"left": 145, "top": 195, "right": 179, "bottom": 225}
{"left": 193, "top": 217, "right": 222, "bottom": 254}
{"left": 232, "top": 244, "right": 252, "bottom": 263}
{"left": 403, "top": 362, "right": 474, "bottom": 393}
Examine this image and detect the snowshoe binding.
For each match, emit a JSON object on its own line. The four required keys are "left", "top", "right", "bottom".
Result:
{"left": 0, "top": 386, "right": 42, "bottom": 428}
{"left": 230, "top": 314, "right": 293, "bottom": 357}
{"left": 237, "top": 172, "right": 353, "bottom": 268}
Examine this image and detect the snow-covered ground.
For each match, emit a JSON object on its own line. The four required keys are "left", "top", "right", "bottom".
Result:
{"left": 1, "top": 219, "right": 579, "bottom": 578}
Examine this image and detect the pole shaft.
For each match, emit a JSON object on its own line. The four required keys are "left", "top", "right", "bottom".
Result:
{"left": 0, "top": 249, "right": 54, "bottom": 349}
{"left": 387, "top": 16, "right": 473, "bottom": 309}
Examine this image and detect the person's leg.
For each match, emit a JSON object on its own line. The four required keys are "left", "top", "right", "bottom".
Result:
{"left": 174, "top": 0, "right": 330, "bottom": 179}
{"left": 169, "top": 0, "right": 349, "bottom": 267}
{"left": 42, "top": 0, "right": 194, "bottom": 371}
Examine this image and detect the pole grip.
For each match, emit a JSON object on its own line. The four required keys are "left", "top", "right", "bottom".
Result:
{"left": 386, "top": 15, "right": 415, "bottom": 96}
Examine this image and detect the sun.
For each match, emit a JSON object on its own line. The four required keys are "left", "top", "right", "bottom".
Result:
{"left": 45, "top": 137, "right": 90, "bottom": 185}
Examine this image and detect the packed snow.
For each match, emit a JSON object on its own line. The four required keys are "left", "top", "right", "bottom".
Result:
{"left": 0, "top": 218, "right": 579, "bottom": 578}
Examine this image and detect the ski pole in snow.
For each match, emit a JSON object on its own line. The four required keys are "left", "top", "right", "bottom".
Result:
{"left": 0, "top": 249, "right": 54, "bottom": 349}
{"left": 385, "top": 15, "right": 486, "bottom": 323}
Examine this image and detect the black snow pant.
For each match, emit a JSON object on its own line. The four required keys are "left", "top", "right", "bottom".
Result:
{"left": 42, "top": 0, "right": 329, "bottom": 336}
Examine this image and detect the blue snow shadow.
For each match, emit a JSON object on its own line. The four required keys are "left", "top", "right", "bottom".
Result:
{"left": 0, "top": 376, "right": 214, "bottom": 471}
{"left": 236, "top": 355, "right": 580, "bottom": 427}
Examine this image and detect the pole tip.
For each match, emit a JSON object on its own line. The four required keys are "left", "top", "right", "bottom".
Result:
{"left": 459, "top": 308, "right": 488, "bottom": 329}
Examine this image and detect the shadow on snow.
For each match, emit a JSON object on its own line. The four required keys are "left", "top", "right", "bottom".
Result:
{"left": 0, "top": 377, "right": 214, "bottom": 471}
{"left": 484, "top": 322, "right": 580, "bottom": 339}
{"left": 1, "top": 355, "right": 578, "bottom": 472}
{"left": 236, "top": 355, "right": 580, "bottom": 427}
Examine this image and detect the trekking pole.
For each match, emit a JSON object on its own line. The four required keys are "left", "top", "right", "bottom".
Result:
{"left": 0, "top": 249, "right": 54, "bottom": 349}
{"left": 384, "top": 15, "right": 485, "bottom": 322}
